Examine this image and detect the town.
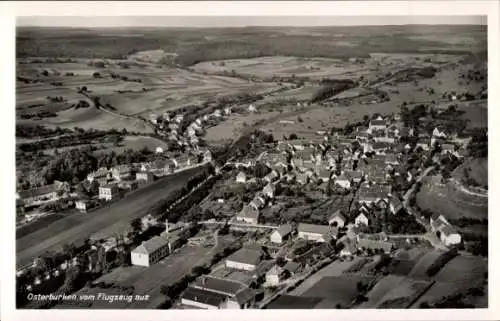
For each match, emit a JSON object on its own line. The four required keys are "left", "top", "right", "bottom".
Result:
{"left": 15, "top": 21, "right": 488, "bottom": 310}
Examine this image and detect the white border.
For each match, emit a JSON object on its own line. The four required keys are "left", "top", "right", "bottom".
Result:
{"left": 1, "top": 1, "right": 499, "bottom": 321}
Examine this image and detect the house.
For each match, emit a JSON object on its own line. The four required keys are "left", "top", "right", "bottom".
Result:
{"left": 181, "top": 286, "right": 228, "bottom": 309}
{"left": 372, "top": 142, "right": 390, "bottom": 154}
{"left": 441, "top": 143, "right": 456, "bottom": 154}
{"left": 316, "top": 168, "right": 331, "bottom": 182}
{"left": 17, "top": 184, "right": 58, "bottom": 206}
{"left": 75, "top": 200, "right": 88, "bottom": 212}
{"left": 155, "top": 147, "right": 164, "bottom": 154}
{"left": 266, "top": 265, "right": 283, "bottom": 286}
{"left": 235, "top": 205, "right": 260, "bottom": 225}
{"left": 335, "top": 174, "right": 351, "bottom": 189}
{"left": 118, "top": 180, "right": 139, "bottom": 191}
{"left": 87, "top": 167, "right": 110, "bottom": 185}
{"left": 369, "top": 119, "right": 387, "bottom": 131}
{"left": 225, "top": 247, "right": 262, "bottom": 271}
{"left": 236, "top": 172, "right": 247, "bottom": 183}
{"left": 355, "top": 213, "right": 369, "bottom": 227}
{"left": 384, "top": 154, "right": 399, "bottom": 166}
{"left": 357, "top": 184, "right": 390, "bottom": 204}
{"left": 173, "top": 155, "right": 192, "bottom": 169}
{"left": 111, "top": 165, "right": 131, "bottom": 181}
{"left": 249, "top": 195, "right": 266, "bottom": 210}
{"left": 98, "top": 184, "right": 119, "bottom": 201}
{"left": 263, "top": 183, "right": 276, "bottom": 198}
{"left": 440, "top": 225, "right": 462, "bottom": 246}
{"left": 270, "top": 224, "right": 293, "bottom": 244}
{"left": 131, "top": 224, "right": 174, "bottom": 267}
{"left": 248, "top": 104, "right": 257, "bottom": 112}
{"left": 263, "top": 170, "right": 279, "bottom": 183}
{"left": 432, "top": 127, "right": 447, "bottom": 138}
{"left": 297, "top": 223, "right": 332, "bottom": 243}
{"left": 388, "top": 195, "right": 404, "bottom": 215}
{"left": 345, "top": 170, "right": 363, "bottom": 184}
{"left": 416, "top": 139, "right": 430, "bottom": 151}
{"left": 136, "top": 171, "right": 155, "bottom": 182}
{"left": 328, "top": 210, "right": 346, "bottom": 227}
{"left": 296, "top": 172, "right": 309, "bottom": 185}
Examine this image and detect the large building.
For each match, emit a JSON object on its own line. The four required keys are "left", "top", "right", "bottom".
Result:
{"left": 225, "top": 247, "right": 262, "bottom": 271}
{"left": 270, "top": 224, "right": 293, "bottom": 244}
{"left": 130, "top": 222, "right": 179, "bottom": 267}
{"left": 98, "top": 184, "right": 119, "bottom": 201}
{"left": 297, "top": 223, "right": 332, "bottom": 243}
{"left": 16, "top": 184, "right": 58, "bottom": 206}
{"left": 235, "top": 205, "right": 260, "bottom": 225}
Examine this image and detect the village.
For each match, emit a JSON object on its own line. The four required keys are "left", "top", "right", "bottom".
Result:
{"left": 15, "top": 99, "right": 484, "bottom": 309}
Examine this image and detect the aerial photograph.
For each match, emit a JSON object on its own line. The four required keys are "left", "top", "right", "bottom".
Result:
{"left": 14, "top": 15, "right": 488, "bottom": 310}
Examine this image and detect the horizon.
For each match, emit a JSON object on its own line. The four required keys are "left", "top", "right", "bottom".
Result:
{"left": 16, "top": 15, "right": 486, "bottom": 28}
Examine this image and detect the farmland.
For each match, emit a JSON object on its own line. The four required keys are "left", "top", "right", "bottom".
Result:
{"left": 416, "top": 175, "right": 488, "bottom": 220}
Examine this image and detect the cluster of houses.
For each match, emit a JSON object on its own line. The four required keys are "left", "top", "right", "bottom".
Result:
{"left": 430, "top": 213, "right": 462, "bottom": 246}
{"left": 150, "top": 107, "right": 231, "bottom": 149}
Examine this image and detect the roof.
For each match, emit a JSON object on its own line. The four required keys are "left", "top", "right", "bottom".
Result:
{"left": 275, "top": 224, "right": 293, "bottom": 237}
{"left": 297, "top": 223, "right": 330, "bottom": 236}
{"left": 385, "top": 154, "right": 399, "bottom": 164}
{"left": 441, "top": 225, "right": 459, "bottom": 236}
{"left": 372, "top": 142, "right": 390, "bottom": 150}
{"left": 267, "top": 264, "right": 283, "bottom": 276}
{"left": 263, "top": 183, "right": 276, "bottom": 193}
{"left": 181, "top": 286, "right": 227, "bottom": 307}
{"left": 237, "top": 171, "right": 246, "bottom": 178}
{"left": 112, "top": 164, "right": 131, "bottom": 172}
{"left": 233, "top": 287, "right": 255, "bottom": 305}
{"left": 441, "top": 143, "right": 455, "bottom": 150}
{"left": 132, "top": 235, "right": 169, "bottom": 255}
{"left": 329, "top": 210, "right": 346, "bottom": 223}
{"left": 226, "top": 247, "right": 262, "bottom": 266}
{"left": 18, "top": 184, "right": 56, "bottom": 199}
{"left": 370, "top": 120, "right": 386, "bottom": 126}
{"left": 283, "top": 261, "right": 300, "bottom": 273}
{"left": 345, "top": 170, "right": 363, "bottom": 179}
{"left": 237, "top": 205, "right": 260, "bottom": 221}
{"left": 389, "top": 195, "right": 403, "bottom": 208}
{"left": 194, "top": 276, "right": 246, "bottom": 296}
{"left": 317, "top": 169, "right": 331, "bottom": 178}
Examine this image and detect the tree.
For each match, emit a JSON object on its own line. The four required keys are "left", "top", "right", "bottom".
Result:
{"left": 289, "top": 133, "right": 298, "bottom": 140}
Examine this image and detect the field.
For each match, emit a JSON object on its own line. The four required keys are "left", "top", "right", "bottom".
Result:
{"left": 267, "top": 295, "right": 323, "bottom": 309}
{"left": 407, "top": 250, "right": 446, "bottom": 279}
{"left": 433, "top": 255, "right": 487, "bottom": 285}
{"left": 359, "top": 275, "right": 406, "bottom": 308}
{"left": 416, "top": 175, "right": 488, "bottom": 220}
{"left": 16, "top": 165, "right": 207, "bottom": 268}
{"left": 302, "top": 275, "right": 375, "bottom": 308}
{"left": 452, "top": 157, "right": 488, "bottom": 189}
{"left": 288, "top": 257, "right": 364, "bottom": 296}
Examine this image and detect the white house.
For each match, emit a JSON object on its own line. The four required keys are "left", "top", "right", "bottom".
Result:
{"left": 98, "top": 184, "right": 119, "bottom": 201}
{"left": 432, "top": 127, "right": 447, "bottom": 138}
{"left": 335, "top": 174, "right": 351, "bottom": 189}
{"left": 355, "top": 213, "right": 369, "bottom": 227}
{"left": 248, "top": 104, "right": 257, "bottom": 112}
{"left": 156, "top": 147, "right": 164, "bottom": 154}
{"left": 440, "top": 226, "right": 462, "bottom": 246}
{"left": 297, "top": 223, "right": 332, "bottom": 243}
{"left": 75, "top": 200, "right": 88, "bottom": 212}
{"left": 270, "top": 224, "right": 293, "bottom": 244}
{"left": 263, "top": 183, "right": 276, "bottom": 198}
{"left": 225, "top": 247, "right": 262, "bottom": 271}
{"left": 265, "top": 265, "right": 283, "bottom": 286}
{"left": 236, "top": 172, "right": 247, "bottom": 183}
{"left": 131, "top": 236, "right": 170, "bottom": 267}
{"left": 388, "top": 196, "right": 404, "bottom": 215}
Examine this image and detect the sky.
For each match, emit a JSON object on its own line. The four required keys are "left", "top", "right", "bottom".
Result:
{"left": 17, "top": 15, "right": 486, "bottom": 28}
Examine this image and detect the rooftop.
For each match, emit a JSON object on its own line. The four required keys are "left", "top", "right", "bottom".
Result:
{"left": 275, "top": 224, "right": 293, "bottom": 237}
{"left": 237, "top": 205, "right": 260, "bottom": 221}
{"left": 226, "top": 247, "right": 262, "bottom": 266}
{"left": 181, "top": 286, "right": 227, "bottom": 307}
{"left": 297, "top": 223, "right": 331, "bottom": 236}
{"left": 194, "top": 276, "right": 246, "bottom": 296}
{"left": 132, "top": 235, "right": 169, "bottom": 255}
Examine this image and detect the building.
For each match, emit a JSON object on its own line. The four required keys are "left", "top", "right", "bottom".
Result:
{"left": 75, "top": 200, "right": 88, "bottom": 212}
{"left": 263, "top": 170, "right": 279, "bottom": 183}
{"left": 432, "top": 127, "right": 448, "bottom": 138}
{"left": 136, "top": 171, "right": 155, "bottom": 182}
{"left": 249, "top": 194, "right": 266, "bottom": 210}
{"left": 130, "top": 222, "right": 175, "bottom": 267}
{"left": 328, "top": 210, "right": 346, "bottom": 227}
{"left": 388, "top": 195, "right": 404, "bottom": 215}
{"left": 317, "top": 169, "right": 331, "bottom": 182}
{"left": 265, "top": 265, "right": 283, "bottom": 286}
{"left": 118, "top": 180, "right": 139, "bottom": 191}
{"left": 270, "top": 224, "right": 293, "bottom": 244}
{"left": 181, "top": 286, "right": 228, "bottom": 309}
{"left": 297, "top": 223, "right": 332, "bottom": 243}
{"left": 225, "top": 247, "right": 262, "bottom": 271}
{"left": 441, "top": 143, "right": 456, "bottom": 155}
{"left": 440, "top": 225, "right": 462, "bottom": 246}
{"left": 355, "top": 213, "right": 369, "bottom": 226}
{"left": 296, "top": 172, "right": 309, "bottom": 185}
{"left": 87, "top": 167, "right": 110, "bottom": 185}
{"left": 235, "top": 205, "right": 260, "bottom": 225}
{"left": 17, "top": 184, "right": 58, "bottom": 206}
{"left": 416, "top": 139, "right": 430, "bottom": 151}
{"left": 111, "top": 165, "right": 131, "bottom": 181}
{"left": 335, "top": 174, "right": 351, "bottom": 189}
{"left": 345, "top": 170, "right": 364, "bottom": 184}
{"left": 357, "top": 237, "right": 394, "bottom": 253}
{"left": 192, "top": 276, "right": 255, "bottom": 309}
{"left": 98, "top": 184, "right": 119, "bottom": 201}
{"left": 155, "top": 147, "right": 164, "bottom": 154}
{"left": 236, "top": 172, "right": 247, "bottom": 183}
{"left": 385, "top": 154, "right": 399, "bottom": 166}
{"left": 263, "top": 183, "right": 277, "bottom": 198}
{"left": 369, "top": 119, "right": 387, "bottom": 131}
{"left": 339, "top": 237, "right": 357, "bottom": 257}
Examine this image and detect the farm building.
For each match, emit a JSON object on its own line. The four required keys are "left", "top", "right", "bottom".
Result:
{"left": 98, "top": 184, "right": 119, "bottom": 201}
{"left": 249, "top": 195, "right": 266, "bottom": 210}
{"left": 17, "top": 184, "right": 58, "bottom": 206}
{"left": 192, "top": 276, "right": 255, "bottom": 309}
{"left": 136, "top": 171, "right": 155, "bottom": 182}
{"left": 270, "top": 224, "right": 293, "bottom": 244}
{"left": 130, "top": 223, "right": 179, "bottom": 267}
{"left": 297, "top": 223, "right": 333, "bottom": 243}
{"left": 440, "top": 226, "right": 462, "bottom": 246}
{"left": 181, "top": 286, "right": 228, "bottom": 309}
{"left": 75, "top": 200, "right": 88, "bottom": 212}
{"left": 355, "top": 213, "right": 370, "bottom": 227}
{"left": 236, "top": 172, "right": 247, "bottom": 183}
{"left": 225, "top": 247, "right": 262, "bottom": 271}
{"left": 111, "top": 165, "right": 132, "bottom": 181}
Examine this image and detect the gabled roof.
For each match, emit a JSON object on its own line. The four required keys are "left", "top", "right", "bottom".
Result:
{"left": 441, "top": 225, "right": 459, "bottom": 236}
{"left": 226, "top": 247, "right": 262, "bottom": 266}
{"left": 18, "top": 184, "right": 57, "bottom": 199}
{"left": 297, "top": 223, "right": 330, "bottom": 236}
{"left": 370, "top": 119, "right": 387, "bottom": 126}
{"left": 132, "top": 235, "right": 169, "bottom": 255}
{"left": 194, "top": 276, "right": 246, "bottom": 296}
{"left": 274, "top": 224, "right": 293, "bottom": 237}
{"left": 263, "top": 183, "right": 276, "bottom": 194}
{"left": 283, "top": 261, "right": 300, "bottom": 273}
{"left": 238, "top": 205, "right": 260, "bottom": 221}
{"left": 389, "top": 195, "right": 403, "bottom": 208}
{"left": 329, "top": 210, "right": 346, "bottom": 223}
{"left": 182, "top": 286, "right": 227, "bottom": 307}
{"left": 358, "top": 238, "right": 394, "bottom": 252}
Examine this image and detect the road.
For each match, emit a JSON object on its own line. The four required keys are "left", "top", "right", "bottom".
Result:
{"left": 16, "top": 165, "right": 207, "bottom": 268}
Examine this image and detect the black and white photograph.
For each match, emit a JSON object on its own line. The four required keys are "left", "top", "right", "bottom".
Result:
{"left": 1, "top": 1, "right": 498, "bottom": 320}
